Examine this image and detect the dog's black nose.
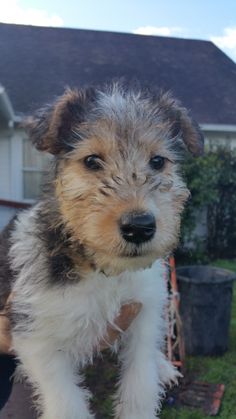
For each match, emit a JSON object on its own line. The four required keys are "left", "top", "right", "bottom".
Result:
{"left": 120, "top": 212, "right": 156, "bottom": 245}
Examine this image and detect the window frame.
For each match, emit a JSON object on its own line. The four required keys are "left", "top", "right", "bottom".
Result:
{"left": 10, "top": 131, "right": 51, "bottom": 203}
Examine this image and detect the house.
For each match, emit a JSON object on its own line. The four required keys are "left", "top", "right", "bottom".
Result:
{"left": 1, "top": 22, "right": 236, "bottom": 229}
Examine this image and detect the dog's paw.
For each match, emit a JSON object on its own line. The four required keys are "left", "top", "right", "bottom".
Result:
{"left": 116, "top": 414, "right": 157, "bottom": 419}
{"left": 158, "top": 355, "right": 182, "bottom": 387}
{"left": 39, "top": 413, "right": 95, "bottom": 419}
{"left": 114, "top": 405, "right": 157, "bottom": 419}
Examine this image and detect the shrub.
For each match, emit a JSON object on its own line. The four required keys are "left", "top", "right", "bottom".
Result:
{"left": 177, "top": 148, "right": 236, "bottom": 263}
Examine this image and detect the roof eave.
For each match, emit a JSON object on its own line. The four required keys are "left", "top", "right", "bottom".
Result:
{"left": 201, "top": 123, "right": 236, "bottom": 133}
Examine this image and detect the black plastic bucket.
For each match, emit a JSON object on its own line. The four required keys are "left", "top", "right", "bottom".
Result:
{"left": 176, "top": 265, "right": 235, "bottom": 356}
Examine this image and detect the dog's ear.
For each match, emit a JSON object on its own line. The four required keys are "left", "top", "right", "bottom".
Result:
{"left": 158, "top": 93, "right": 204, "bottom": 156}
{"left": 25, "top": 88, "right": 96, "bottom": 155}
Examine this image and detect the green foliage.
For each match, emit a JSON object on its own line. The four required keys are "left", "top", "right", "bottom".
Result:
{"left": 177, "top": 149, "right": 236, "bottom": 262}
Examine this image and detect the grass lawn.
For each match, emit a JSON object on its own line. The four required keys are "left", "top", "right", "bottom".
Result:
{"left": 161, "top": 259, "right": 236, "bottom": 419}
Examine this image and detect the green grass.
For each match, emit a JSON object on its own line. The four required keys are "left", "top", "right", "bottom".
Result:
{"left": 161, "top": 259, "right": 236, "bottom": 419}
{"left": 213, "top": 259, "right": 236, "bottom": 273}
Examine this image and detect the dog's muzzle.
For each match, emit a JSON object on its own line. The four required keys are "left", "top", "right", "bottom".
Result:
{"left": 119, "top": 212, "right": 156, "bottom": 245}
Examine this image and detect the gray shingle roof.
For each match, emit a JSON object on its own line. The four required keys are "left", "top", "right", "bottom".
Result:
{"left": 1, "top": 22, "right": 236, "bottom": 124}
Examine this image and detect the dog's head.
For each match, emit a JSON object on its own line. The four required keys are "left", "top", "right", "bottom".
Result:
{"left": 26, "top": 84, "right": 203, "bottom": 275}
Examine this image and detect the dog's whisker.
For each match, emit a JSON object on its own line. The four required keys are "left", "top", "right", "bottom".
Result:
{"left": 111, "top": 174, "right": 123, "bottom": 185}
{"left": 98, "top": 188, "right": 110, "bottom": 197}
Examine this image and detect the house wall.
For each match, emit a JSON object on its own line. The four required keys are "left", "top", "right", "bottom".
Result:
{"left": 203, "top": 130, "right": 236, "bottom": 150}
{"left": 0, "top": 129, "right": 11, "bottom": 199}
{"left": 0, "top": 128, "right": 24, "bottom": 229}
{"left": 0, "top": 206, "right": 18, "bottom": 230}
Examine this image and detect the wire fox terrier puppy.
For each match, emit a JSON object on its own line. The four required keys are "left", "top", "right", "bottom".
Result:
{"left": 0, "top": 84, "right": 203, "bottom": 419}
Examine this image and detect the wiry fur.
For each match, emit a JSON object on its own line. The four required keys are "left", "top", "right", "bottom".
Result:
{"left": 1, "top": 83, "right": 203, "bottom": 419}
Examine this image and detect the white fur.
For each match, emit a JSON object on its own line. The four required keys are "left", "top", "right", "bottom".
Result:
{"left": 10, "top": 206, "right": 178, "bottom": 419}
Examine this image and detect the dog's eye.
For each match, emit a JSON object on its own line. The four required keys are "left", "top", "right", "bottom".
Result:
{"left": 149, "top": 156, "right": 166, "bottom": 171}
{"left": 84, "top": 155, "right": 103, "bottom": 171}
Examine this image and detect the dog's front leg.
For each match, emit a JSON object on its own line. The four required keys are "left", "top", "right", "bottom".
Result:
{"left": 13, "top": 337, "right": 94, "bottom": 419}
{"left": 113, "top": 302, "right": 171, "bottom": 419}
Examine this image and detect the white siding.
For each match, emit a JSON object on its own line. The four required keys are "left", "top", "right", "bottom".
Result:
{"left": 0, "top": 130, "right": 11, "bottom": 199}
{"left": 0, "top": 128, "right": 24, "bottom": 199}
{"left": 203, "top": 130, "right": 236, "bottom": 150}
{"left": 0, "top": 206, "right": 17, "bottom": 230}
{"left": 0, "top": 128, "right": 24, "bottom": 230}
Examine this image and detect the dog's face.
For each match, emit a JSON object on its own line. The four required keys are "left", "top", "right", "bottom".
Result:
{"left": 27, "top": 85, "right": 203, "bottom": 275}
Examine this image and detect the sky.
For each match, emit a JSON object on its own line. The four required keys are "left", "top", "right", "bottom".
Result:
{"left": 1, "top": 0, "right": 236, "bottom": 61}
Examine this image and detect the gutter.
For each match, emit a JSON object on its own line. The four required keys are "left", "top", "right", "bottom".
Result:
{"left": 0, "top": 85, "right": 18, "bottom": 127}
{"left": 200, "top": 123, "right": 236, "bottom": 133}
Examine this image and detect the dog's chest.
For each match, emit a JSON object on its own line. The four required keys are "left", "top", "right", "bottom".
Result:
{"left": 31, "top": 272, "right": 135, "bottom": 351}
{"left": 12, "top": 259, "right": 165, "bottom": 364}
{"left": 31, "top": 266, "right": 162, "bottom": 358}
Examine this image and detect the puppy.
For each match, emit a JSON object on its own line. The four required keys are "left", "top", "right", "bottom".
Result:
{"left": 0, "top": 83, "right": 203, "bottom": 419}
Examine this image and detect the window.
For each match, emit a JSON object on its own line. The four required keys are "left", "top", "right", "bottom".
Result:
{"left": 23, "top": 138, "right": 52, "bottom": 200}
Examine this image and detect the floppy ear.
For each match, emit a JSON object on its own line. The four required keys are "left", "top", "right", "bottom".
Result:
{"left": 25, "top": 88, "right": 97, "bottom": 155}
{"left": 158, "top": 93, "right": 204, "bottom": 156}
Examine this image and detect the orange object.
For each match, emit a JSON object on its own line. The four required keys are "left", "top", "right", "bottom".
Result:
{"left": 165, "top": 256, "right": 185, "bottom": 372}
